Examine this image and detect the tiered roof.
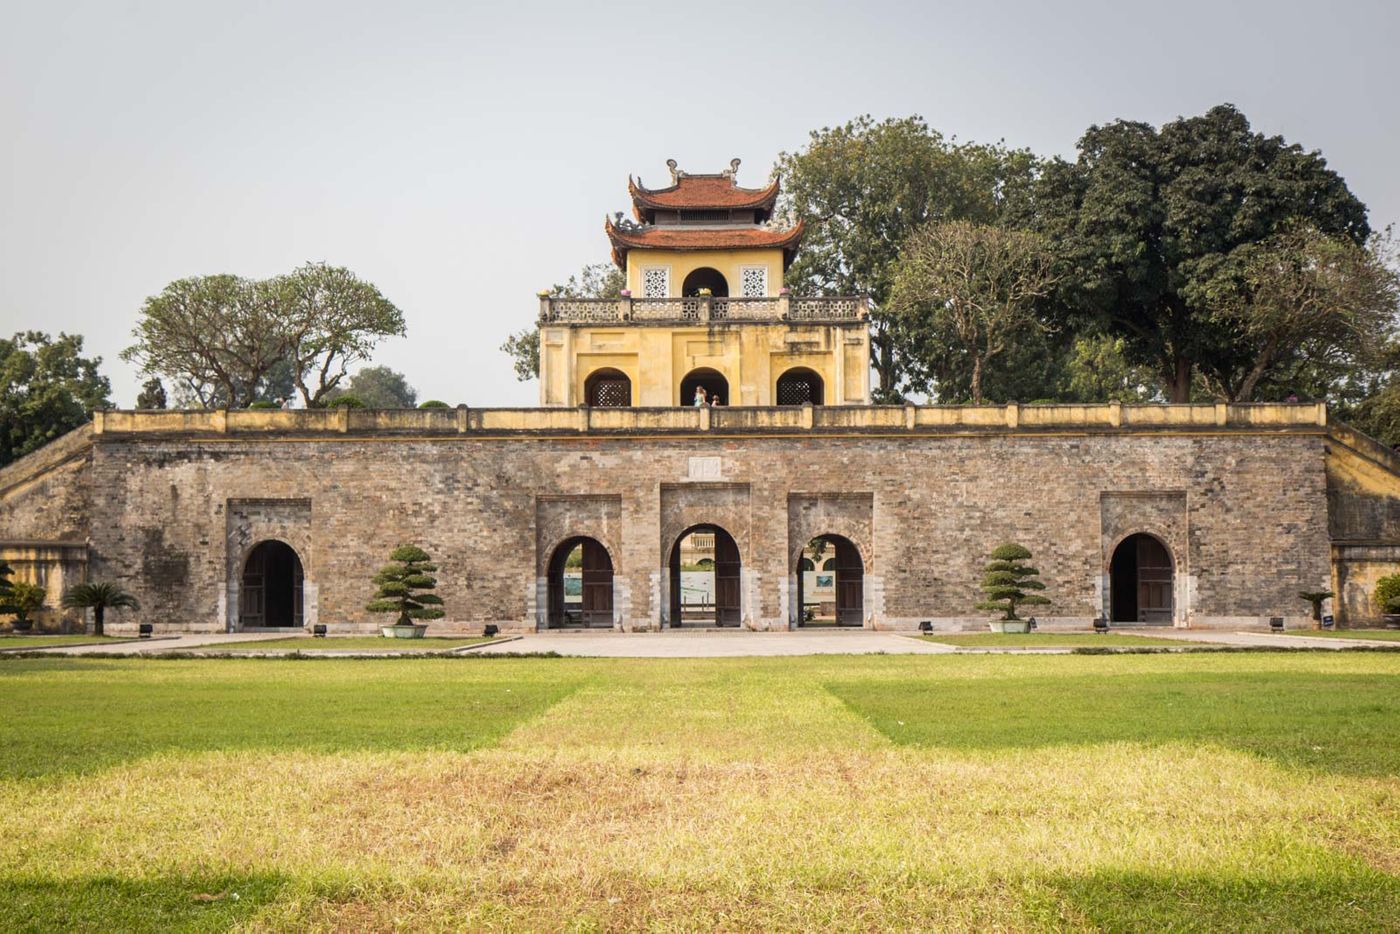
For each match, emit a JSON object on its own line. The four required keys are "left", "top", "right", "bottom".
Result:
{"left": 607, "top": 159, "right": 803, "bottom": 268}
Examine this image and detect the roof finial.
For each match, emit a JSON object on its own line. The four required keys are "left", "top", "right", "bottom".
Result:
{"left": 665, "top": 159, "right": 680, "bottom": 184}
{"left": 725, "top": 157, "right": 741, "bottom": 179}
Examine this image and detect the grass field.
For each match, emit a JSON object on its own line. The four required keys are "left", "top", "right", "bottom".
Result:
{"left": 3, "top": 653, "right": 1400, "bottom": 930}
{"left": 920, "top": 632, "right": 1189, "bottom": 647}
{"left": 0, "top": 635, "right": 135, "bottom": 649}
{"left": 1289, "top": 629, "right": 1400, "bottom": 641}
{"left": 186, "top": 636, "right": 496, "bottom": 653}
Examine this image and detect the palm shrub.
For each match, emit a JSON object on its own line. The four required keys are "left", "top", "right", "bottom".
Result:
{"left": 975, "top": 543, "right": 1050, "bottom": 620}
{"left": 367, "top": 545, "right": 445, "bottom": 628}
{"left": 7, "top": 581, "right": 46, "bottom": 631}
{"left": 62, "top": 582, "right": 140, "bottom": 637}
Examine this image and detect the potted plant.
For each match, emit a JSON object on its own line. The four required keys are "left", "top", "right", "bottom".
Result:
{"left": 6, "top": 581, "right": 47, "bottom": 633}
{"left": 61, "top": 582, "right": 140, "bottom": 637}
{"left": 1297, "top": 590, "right": 1333, "bottom": 631}
{"left": 1375, "top": 574, "right": 1400, "bottom": 629}
{"left": 367, "top": 545, "right": 445, "bottom": 638}
{"left": 976, "top": 543, "right": 1049, "bottom": 634}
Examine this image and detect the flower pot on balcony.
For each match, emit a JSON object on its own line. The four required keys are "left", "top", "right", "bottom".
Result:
{"left": 382, "top": 624, "right": 428, "bottom": 639}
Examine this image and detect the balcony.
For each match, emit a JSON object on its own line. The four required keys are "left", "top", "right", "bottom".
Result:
{"left": 538, "top": 294, "right": 870, "bottom": 325}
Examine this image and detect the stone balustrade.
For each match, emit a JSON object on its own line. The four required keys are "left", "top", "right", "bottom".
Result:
{"left": 538, "top": 294, "right": 870, "bottom": 324}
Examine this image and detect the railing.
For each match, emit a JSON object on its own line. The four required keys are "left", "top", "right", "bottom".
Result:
{"left": 539, "top": 294, "right": 869, "bottom": 324}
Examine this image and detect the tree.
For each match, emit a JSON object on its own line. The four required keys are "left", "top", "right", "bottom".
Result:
{"left": 123, "top": 264, "right": 405, "bottom": 409}
{"left": 1060, "top": 335, "right": 1163, "bottom": 403}
{"left": 366, "top": 545, "right": 446, "bottom": 627}
{"left": 135, "top": 378, "right": 167, "bottom": 409}
{"left": 775, "top": 115, "right": 1037, "bottom": 397}
{"left": 62, "top": 582, "right": 140, "bottom": 637}
{"left": 1032, "top": 104, "right": 1370, "bottom": 402}
{"left": 0, "top": 561, "right": 13, "bottom": 611}
{"left": 327, "top": 365, "right": 417, "bottom": 408}
{"left": 0, "top": 332, "right": 112, "bottom": 467}
{"left": 503, "top": 262, "right": 623, "bottom": 381}
{"left": 975, "top": 543, "right": 1050, "bottom": 621}
{"left": 1198, "top": 227, "right": 1398, "bottom": 401}
{"left": 890, "top": 221, "right": 1060, "bottom": 403}
{"left": 274, "top": 263, "right": 407, "bottom": 407}
{"left": 6, "top": 581, "right": 46, "bottom": 631}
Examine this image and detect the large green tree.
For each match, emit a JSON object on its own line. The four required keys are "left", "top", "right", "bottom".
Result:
{"left": 326, "top": 365, "right": 418, "bottom": 408}
{"left": 503, "top": 262, "right": 624, "bottom": 381}
{"left": 123, "top": 264, "right": 405, "bottom": 409}
{"left": 774, "top": 115, "right": 1036, "bottom": 399}
{"left": 1030, "top": 104, "right": 1370, "bottom": 402}
{"left": 0, "top": 332, "right": 112, "bottom": 466}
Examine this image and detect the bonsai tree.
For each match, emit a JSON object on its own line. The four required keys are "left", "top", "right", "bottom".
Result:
{"left": 1298, "top": 590, "right": 1334, "bottom": 629}
{"left": 1375, "top": 574, "right": 1400, "bottom": 618}
{"left": 62, "top": 582, "right": 140, "bottom": 637}
{"left": 366, "top": 545, "right": 445, "bottom": 628}
{"left": 975, "top": 543, "right": 1050, "bottom": 621}
{"left": 6, "top": 581, "right": 46, "bottom": 632}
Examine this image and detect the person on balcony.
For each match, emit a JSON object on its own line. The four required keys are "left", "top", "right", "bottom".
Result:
{"left": 693, "top": 387, "right": 708, "bottom": 407}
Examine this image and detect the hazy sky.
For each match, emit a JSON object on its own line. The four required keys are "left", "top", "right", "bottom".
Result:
{"left": 3, "top": 0, "right": 1398, "bottom": 407}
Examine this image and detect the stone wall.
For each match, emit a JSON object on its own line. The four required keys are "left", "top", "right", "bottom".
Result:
{"left": 10, "top": 414, "right": 1327, "bottom": 634}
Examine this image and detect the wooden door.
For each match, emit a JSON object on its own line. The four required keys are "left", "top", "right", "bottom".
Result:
{"left": 714, "top": 532, "right": 742, "bottom": 627}
{"left": 834, "top": 538, "right": 864, "bottom": 627}
{"left": 1136, "top": 536, "right": 1173, "bottom": 625}
{"left": 580, "top": 540, "right": 614, "bottom": 628}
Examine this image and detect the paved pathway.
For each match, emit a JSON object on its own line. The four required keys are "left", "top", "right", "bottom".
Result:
{"left": 1143, "top": 629, "right": 1400, "bottom": 650}
{"left": 470, "top": 630, "right": 957, "bottom": 657}
{"left": 35, "top": 633, "right": 293, "bottom": 656}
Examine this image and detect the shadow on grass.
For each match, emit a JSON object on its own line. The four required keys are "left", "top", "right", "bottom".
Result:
{"left": 1026, "top": 865, "right": 1400, "bottom": 932}
{"left": 0, "top": 659, "right": 582, "bottom": 781}
{"left": 0, "top": 873, "right": 289, "bottom": 933}
{"left": 828, "top": 671, "right": 1400, "bottom": 777}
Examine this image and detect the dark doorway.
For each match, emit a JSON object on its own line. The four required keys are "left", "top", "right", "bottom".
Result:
{"left": 777, "top": 368, "right": 825, "bottom": 406}
{"left": 1109, "top": 533, "right": 1174, "bottom": 625}
{"left": 240, "top": 540, "right": 304, "bottom": 628}
{"left": 681, "top": 267, "right": 729, "bottom": 297}
{"left": 669, "top": 525, "right": 741, "bottom": 627}
{"left": 585, "top": 368, "right": 632, "bottom": 407}
{"left": 680, "top": 368, "right": 730, "bottom": 407}
{"left": 797, "top": 535, "right": 863, "bottom": 627}
{"left": 547, "top": 537, "right": 614, "bottom": 628}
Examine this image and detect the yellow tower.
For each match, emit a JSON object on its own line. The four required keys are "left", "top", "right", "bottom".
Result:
{"left": 537, "top": 159, "right": 871, "bottom": 407}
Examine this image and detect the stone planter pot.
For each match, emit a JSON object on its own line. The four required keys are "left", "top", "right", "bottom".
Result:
{"left": 382, "top": 624, "right": 428, "bottom": 639}
{"left": 1385, "top": 614, "right": 1400, "bottom": 631}
{"left": 988, "top": 619, "right": 1030, "bottom": 634}
{"left": 10, "top": 619, "right": 33, "bottom": 633}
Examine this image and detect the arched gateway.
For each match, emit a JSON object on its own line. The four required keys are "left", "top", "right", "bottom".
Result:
{"left": 669, "top": 525, "right": 741, "bottom": 627}
{"left": 240, "top": 540, "right": 304, "bottom": 629}
{"left": 547, "top": 537, "right": 614, "bottom": 628}
{"left": 797, "top": 535, "right": 863, "bottom": 627}
{"left": 1109, "top": 533, "right": 1175, "bottom": 625}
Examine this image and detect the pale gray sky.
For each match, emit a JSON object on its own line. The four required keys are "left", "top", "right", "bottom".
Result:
{"left": 3, "top": 0, "right": 1397, "bottom": 406}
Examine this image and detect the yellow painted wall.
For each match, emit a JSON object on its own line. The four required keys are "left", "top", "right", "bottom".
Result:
{"left": 624, "top": 248, "right": 786, "bottom": 296}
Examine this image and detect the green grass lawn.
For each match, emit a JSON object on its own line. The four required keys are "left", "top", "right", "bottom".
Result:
{"left": 1285, "top": 628, "right": 1400, "bottom": 641}
{"left": 2, "top": 653, "right": 1399, "bottom": 930}
{"left": 921, "top": 631, "right": 1189, "bottom": 647}
{"left": 187, "top": 636, "right": 496, "bottom": 652}
{"left": 0, "top": 635, "right": 135, "bottom": 649}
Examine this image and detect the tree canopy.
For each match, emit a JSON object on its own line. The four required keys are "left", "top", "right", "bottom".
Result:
{"left": 0, "top": 331, "right": 112, "bottom": 467}
{"left": 326, "top": 365, "right": 418, "bottom": 409}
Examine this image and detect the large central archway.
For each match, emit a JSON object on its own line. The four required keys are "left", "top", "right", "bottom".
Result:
{"left": 682, "top": 267, "right": 729, "bottom": 297}
{"left": 797, "top": 535, "right": 863, "bottom": 627}
{"left": 680, "top": 368, "right": 730, "bottom": 407}
{"left": 240, "top": 540, "right": 304, "bottom": 629}
{"left": 547, "top": 537, "right": 614, "bottom": 628}
{"left": 669, "top": 525, "right": 741, "bottom": 627}
{"left": 1109, "top": 533, "right": 1174, "bottom": 625}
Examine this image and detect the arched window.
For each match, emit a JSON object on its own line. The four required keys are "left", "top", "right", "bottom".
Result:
{"left": 682, "top": 267, "right": 729, "bottom": 297}
{"left": 585, "top": 368, "right": 632, "bottom": 407}
{"left": 680, "top": 368, "right": 730, "bottom": 407}
{"left": 776, "top": 368, "right": 824, "bottom": 406}
{"left": 240, "top": 540, "right": 304, "bottom": 629}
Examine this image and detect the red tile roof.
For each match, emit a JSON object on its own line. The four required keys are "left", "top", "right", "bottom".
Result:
{"left": 629, "top": 174, "right": 780, "bottom": 212}
{"left": 605, "top": 218, "right": 805, "bottom": 268}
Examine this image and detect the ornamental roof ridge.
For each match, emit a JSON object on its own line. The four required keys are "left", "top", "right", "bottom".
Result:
{"left": 628, "top": 158, "right": 781, "bottom": 212}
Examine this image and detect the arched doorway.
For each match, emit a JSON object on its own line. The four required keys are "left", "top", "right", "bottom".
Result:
{"left": 797, "top": 535, "right": 863, "bottom": 627}
{"left": 585, "top": 368, "right": 632, "bottom": 407}
{"left": 240, "top": 540, "right": 304, "bottom": 628}
{"left": 680, "top": 368, "right": 730, "bottom": 407}
{"left": 777, "top": 368, "right": 825, "bottom": 406}
{"left": 682, "top": 267, "right": 729, "bottom": 297}
{"left": 1109, "top": 533, "right": 1174, "bottom": 625}
{"left": 546, "top": 537, "right": 614, "bottom": 628}
{"left": 669, "top": 525, "right": 741, "bottom": 627}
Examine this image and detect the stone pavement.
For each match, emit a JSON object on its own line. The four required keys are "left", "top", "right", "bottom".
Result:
{"left": 1143, "top": 629, "right": 1400, "bottom": 650}
{"left": 470, "top": 630, "right": 958, "bottom": 657}
{"left": 32, "top": 633, "right": 295, "bottom": 656}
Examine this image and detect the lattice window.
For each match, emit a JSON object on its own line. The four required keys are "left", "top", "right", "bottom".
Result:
{"left": 777, "top": 371, "right": 823, "bottom": 405}
{"left": 587, "top": 376, "right": 631, "bottom": 407}
{"left": 642, "top": 267, "right": 669, "bottom": 298}
{"left": 740, "top": 266, "right": 768, "bottom": 298}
